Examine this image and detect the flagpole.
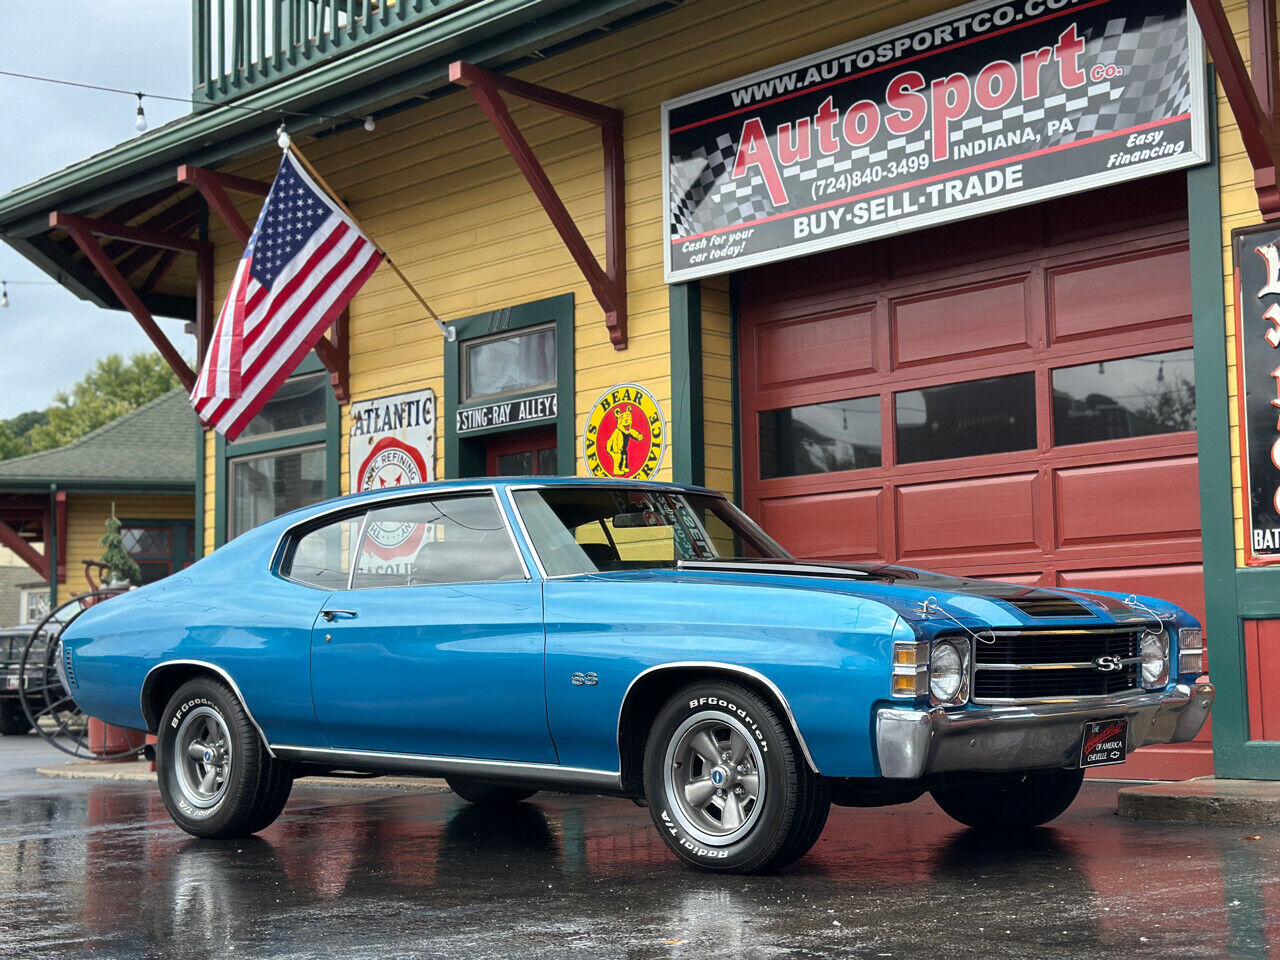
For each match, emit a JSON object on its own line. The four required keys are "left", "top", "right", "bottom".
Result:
{"left": 286, "top": 140, "right": 456, "bottom": 341}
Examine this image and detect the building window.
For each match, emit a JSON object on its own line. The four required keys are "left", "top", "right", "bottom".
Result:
{"left": 19, "top": 588, "right": 49, "bottom": 625}
{"left": 236, "top": 372, "right": 328, "bottom": 440}
{"left": 220, "top": 362, "right": 336, "bottom": 544}
{"left": 462, "top": 323, "right": 557, "bottom": 403}
{"left": 121, "top": 522, "right": 196, "bottom": 584}
{"left": 1052, "top": 348, "right": 1196, "bottom": 445}
{"left": 229, "top": 445, "right": 327, "bottom": 540}
{"left": 895, "top": 373, "right": 1037, "bottom": 464}
{"left": 759, "top": 396, "right": 881, "bottom": 479}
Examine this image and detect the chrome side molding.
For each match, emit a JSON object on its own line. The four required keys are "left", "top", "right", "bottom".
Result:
{"left": 271, "top": 744, "right": 624, "bottom": 790}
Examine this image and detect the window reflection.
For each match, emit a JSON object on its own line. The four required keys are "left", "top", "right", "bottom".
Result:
{"left": 895, "top": 373, "right": 1036, "bottom": 464}
{"left": 760, "top": 396, "right": 881, "bottom": 478}
{"left": 229, "top": 445, "right": 326, "bottom": 539}
{"left": 463, "top": 324, "right": 557, "bottom": 403}
{"left": 1052, "top": 349, "right": 1195, "bottom": 445}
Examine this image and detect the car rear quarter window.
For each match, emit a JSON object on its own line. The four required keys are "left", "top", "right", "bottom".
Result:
{"left": 285, "top": 516, "right": 362, "bottom": 589}
{"left": 350, "top": 494, "right": 524, "bottom": 588}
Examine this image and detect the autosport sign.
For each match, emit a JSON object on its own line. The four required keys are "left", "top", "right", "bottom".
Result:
{"left": 662, "top": 0, "right": 1207, "bottom": 282}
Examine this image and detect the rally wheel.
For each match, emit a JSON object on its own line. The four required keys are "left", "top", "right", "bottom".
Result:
{"left": 156, "top": 677, "right": 294, "bottom": 838}
{"left": 643, "top": 681, "right": 829, "bottom": 873}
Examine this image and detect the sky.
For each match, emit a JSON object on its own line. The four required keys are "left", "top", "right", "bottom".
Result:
{"left": 0, "top": 3, "right": 197, "bottom": 419}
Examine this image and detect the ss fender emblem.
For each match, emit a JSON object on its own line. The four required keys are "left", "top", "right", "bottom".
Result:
{"left": 1093, "top": 655, "right": 1123, "bottom": 673}
{"left": 571, "top": 672, "right": 598, "bottom": 686}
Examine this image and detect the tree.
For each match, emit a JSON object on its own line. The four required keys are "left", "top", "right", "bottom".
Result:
{"left": 26, "top": 353, "right": 181, "bottom": 452}
{"left": 99, "top": 506, "right": 142, "bottom": 587}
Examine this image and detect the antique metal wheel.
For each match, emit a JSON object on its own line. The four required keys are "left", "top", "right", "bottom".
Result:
{"left": 17, "top": 590, "right": 144, "bottom": 761}
{"left": 662, "top": 711, "right": 766, "bottom": 846}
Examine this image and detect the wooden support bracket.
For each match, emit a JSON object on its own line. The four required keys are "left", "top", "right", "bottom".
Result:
{"left": 450, "top": 61, "right": 627, "bottom": 349}
{"left": 50, "top": 211, "right": 201, "bottom": 391}
{"left": 1191, "top": 0, "right": 1280, "bottom": 218}
{"left": 178, "top": 164, "right": 349, "bottom": 400}
{"left": 0, "top": 517, "right": 48, "bottom": 580}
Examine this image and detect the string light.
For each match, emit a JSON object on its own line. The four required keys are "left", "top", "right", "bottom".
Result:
{"left": 0, "top": 69, "right": 378, "bottom": 137}
{"left": 0, "top": 278, "right": 63, "bottom": 309}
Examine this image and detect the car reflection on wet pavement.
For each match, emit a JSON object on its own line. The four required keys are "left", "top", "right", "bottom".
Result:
{"left": 0, "top": 744, "right": 1276, "bottom": 959}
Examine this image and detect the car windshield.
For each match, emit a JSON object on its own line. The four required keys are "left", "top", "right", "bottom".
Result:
{"left": 512, "top": 486, "right": 790, "bottom": 575}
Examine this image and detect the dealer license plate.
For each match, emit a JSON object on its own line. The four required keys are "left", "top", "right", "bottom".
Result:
{"left": 1080, "top": 718, "right": 1128, "bottom": 767}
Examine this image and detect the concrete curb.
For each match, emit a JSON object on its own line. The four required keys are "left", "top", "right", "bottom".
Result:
{"left": 1117, "top": 777, "right": 1280, "bottom": 825}
{"left": 37, "top": 761, "right": 451, "bottom": 794}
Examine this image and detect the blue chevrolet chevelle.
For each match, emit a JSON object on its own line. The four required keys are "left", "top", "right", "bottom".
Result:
{"left": 60, "top": 478, "right": 1214, "bottom": 871}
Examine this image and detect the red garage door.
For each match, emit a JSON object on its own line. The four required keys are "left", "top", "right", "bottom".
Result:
{"left": 738, "top": 174, "right": 1210, "bottom": 780}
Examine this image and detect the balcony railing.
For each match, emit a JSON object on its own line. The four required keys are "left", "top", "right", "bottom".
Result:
{"left": 192, "top": 0, "right": 475, "bottom": 106}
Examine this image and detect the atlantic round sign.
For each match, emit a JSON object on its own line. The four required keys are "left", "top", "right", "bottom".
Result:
{"left": 357, "top": 436, "right": 429, "bottom": 560}
{"left": 583, "top": 383, "right": 665, "bottom": 480}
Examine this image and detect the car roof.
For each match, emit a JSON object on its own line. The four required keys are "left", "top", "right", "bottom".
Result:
{"left": 249, "top": 477, "right": 723, "bottom": 540}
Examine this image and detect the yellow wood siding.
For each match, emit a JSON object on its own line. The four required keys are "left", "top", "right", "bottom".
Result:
{"left": 60, "top": 494, "right": 194, "bottom": 592}
{"left": 195, "top": 0, "right": 960, "bottom": 527}
{"left": 1216, "top": 0, "right": 1277, "bottom": 565}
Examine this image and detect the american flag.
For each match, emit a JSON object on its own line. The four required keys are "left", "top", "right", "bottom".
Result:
{"left": 190, "top": 150, "right": 382, "bottom": 440}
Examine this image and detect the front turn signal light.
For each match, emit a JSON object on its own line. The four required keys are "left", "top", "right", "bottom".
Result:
{"left": 892, "top": 639, "right": 928, "bottom": 698}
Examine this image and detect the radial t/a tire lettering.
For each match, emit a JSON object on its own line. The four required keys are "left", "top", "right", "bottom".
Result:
{"left": 643, "top": 680, "right": 829, "bottom": 873}
{"left": 156, "top": 677, "right": 293, "bottom": 839}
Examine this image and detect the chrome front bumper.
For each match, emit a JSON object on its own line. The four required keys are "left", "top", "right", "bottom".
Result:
{"left": 875, "top": 682, "right": 1215, "bottom": 780}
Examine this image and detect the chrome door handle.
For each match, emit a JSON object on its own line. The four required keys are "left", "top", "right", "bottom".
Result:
{"left": 321, "top": 609, "right": 358, "bottom": 622}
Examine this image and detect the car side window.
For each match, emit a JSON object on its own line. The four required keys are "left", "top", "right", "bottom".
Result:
{"left": 285, "top": 516, "right": 363, "bottom": 589}
{"left": 349, "top": 494, "right": 524, "bottom": 588}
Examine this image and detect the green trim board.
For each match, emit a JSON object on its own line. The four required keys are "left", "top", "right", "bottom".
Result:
{"left": 47, "top": 484, "right": 58, "bottom": 607}
{"left": 213, "top": 354, "right": 340, "bottom": 547}
{"left": 194, "top": 421, "right": 206, "bottom": 558}
{"left": 444, "top": 293, "right": 575, "bottom": 479}
{"left": 728, "top": 277, "right": 743, "bottom": 508}
{"left": 1189, "top": 66, "right": 1280, "bottom": 779}
{"left": 669, "top": 282, "right": 704, "bottom": 487}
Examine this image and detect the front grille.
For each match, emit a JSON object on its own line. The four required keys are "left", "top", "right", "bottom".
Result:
{"left": 971, "top": 628, "right": 1142, "bottom": 703}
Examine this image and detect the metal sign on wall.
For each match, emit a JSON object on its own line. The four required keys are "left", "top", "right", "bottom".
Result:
{"left": 1235, "top": 224, "right": 1280, "bottom": 565}
{"left": 349, "top": 388, "right": 437, "bottom": 496}
{"left": 456, "top": 392, "right": 557, "bottom": 436}
{"left": 662, "top": 0, "right": 1207, "bottom": 283}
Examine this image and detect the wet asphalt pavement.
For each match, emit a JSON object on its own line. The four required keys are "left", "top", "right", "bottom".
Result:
{"left": 0, "top": 736, "right": 1277, "bottom": 960}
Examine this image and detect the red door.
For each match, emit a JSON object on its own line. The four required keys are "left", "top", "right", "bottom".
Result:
{"left": 485, "top": 427, "right": 558, "bottom": 477}
{"left": 737, "top": 174, "right": 1210, "bottom": 780}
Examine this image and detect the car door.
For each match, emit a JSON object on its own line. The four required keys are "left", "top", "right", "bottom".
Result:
{"left": 308, "top": 491, "right": 555, "bottom": 763}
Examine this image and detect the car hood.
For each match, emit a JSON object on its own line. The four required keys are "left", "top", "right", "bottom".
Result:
{"left": 593, "top": 559, "right": 1178, "bottom": 629}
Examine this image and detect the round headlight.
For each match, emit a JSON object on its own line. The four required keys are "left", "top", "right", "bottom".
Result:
{"left": 930, "top": 641, "right": 964, "bottom": 703}
{"left": 1140, "top": 629, "right": 1169, "bottom": 689}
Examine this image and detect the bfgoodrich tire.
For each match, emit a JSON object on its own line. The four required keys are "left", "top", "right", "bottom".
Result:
{"left": 643, "top": 681, "right": 828, "bottom": 873}
{"left": 930, "top": 768, "right": 1085, "bottom": 831}
{"left": 156, "top": 677, "right": 293, "bottom": 839}
{"left": 0, "top": 700, "right": 32, "bottom": 735}
{"left": 445, "top": 776, "right": 536, "bottom": 805}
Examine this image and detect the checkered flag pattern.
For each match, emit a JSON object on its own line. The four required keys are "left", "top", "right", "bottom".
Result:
{"left": 668, "top": 6, "right": 1193, "bottom": 239}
